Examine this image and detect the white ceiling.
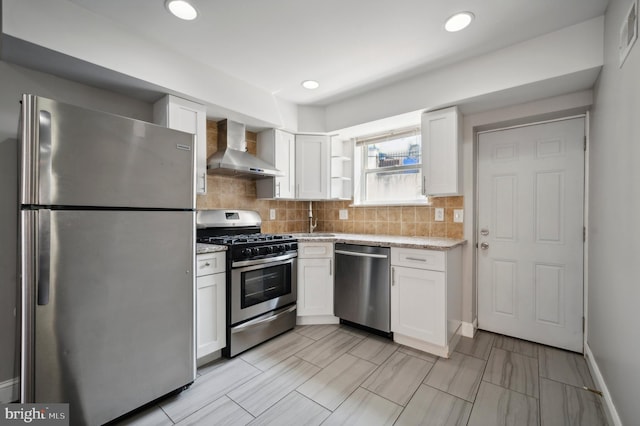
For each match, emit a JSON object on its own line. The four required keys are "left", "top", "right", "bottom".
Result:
{"left": 67, "top": 0, "right": 609, "bottom": 107}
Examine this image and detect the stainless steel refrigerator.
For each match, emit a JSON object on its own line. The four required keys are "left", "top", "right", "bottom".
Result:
{"left": 18, "top": 94, "right": 196, "bottom": 425}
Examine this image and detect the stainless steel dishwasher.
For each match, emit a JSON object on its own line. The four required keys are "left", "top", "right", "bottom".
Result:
{"left": 334, "top": 243, "right": 391, "bottom": 333}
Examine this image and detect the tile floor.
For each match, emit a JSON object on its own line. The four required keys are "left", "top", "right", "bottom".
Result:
{"left": 114, "top": 324, "right": 608, "bottom": 426}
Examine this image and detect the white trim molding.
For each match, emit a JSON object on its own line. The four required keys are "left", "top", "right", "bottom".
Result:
{"left": 296, "top": 315, "right": 340, "bottom": 325}
{"left": 461, "top": 319, "right": 477, "bottom": 338}
{"left": 0, "top": 377, "right": 19, "bottom": 403}
{"left": 584, "top": 343, "right": 622, "bottom": 426}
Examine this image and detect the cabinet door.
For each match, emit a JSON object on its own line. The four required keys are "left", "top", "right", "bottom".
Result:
{"left": 391, "top": 266, "right": 445, "bottom": 346}
{"left": 297, "top": 258, "right": 333, "bottom": 316}
{"left": 257, "top": 129, "right": 296, "bottom": 199}
{"left": 154, "top": 95, "right": 207, "bottom": 194}
{"left": 196, "top": 272, "right": 226, "bottom": 358}
{"left": 295, "top": 134, "right": 329, "bottom": 199}
{"left": 421, "top": 106, "right": 461, "bottom": 196}
{"left": 275, "top": 130, "right": 296, "bottom": 198}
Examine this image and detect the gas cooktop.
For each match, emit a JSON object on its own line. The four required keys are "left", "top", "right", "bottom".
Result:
{"left": 197, "top": 233, "right": 296, "bottom": 246}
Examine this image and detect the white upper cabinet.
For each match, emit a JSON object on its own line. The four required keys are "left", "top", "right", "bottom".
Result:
{"left": 256, "top": 129, "right": 295, "bottom": 199}
{"left": 421, "top": 106, "right": 462, "bottom": 196}
{"left": 154, "top": 95, "right": 207, "bottom": 194}
{"left": 295, "top": 134, "right": 330, "bottom": 200}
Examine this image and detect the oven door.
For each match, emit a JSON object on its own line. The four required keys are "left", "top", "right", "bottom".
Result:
{"left": 230, "top": 254, "right": 297, "bottom": 325}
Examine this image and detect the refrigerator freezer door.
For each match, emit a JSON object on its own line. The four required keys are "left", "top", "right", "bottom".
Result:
{"left": 27, "top": 210, "right": 195, "bottom": 426}
{"left": 20, "top": 94, "right": 195, "bottom": 209}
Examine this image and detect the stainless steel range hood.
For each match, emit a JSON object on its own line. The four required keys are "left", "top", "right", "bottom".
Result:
{"left": 207, "top": 120, "right": 283, "bottom": 178}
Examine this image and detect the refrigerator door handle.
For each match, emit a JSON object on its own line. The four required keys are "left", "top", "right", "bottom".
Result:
{"left": 37, "top": 209, "right": 51, "bottom": 306}
{"left": 20, "top": 95, "right": 38, "bottom": 204}
{"left": 20, "top": 94, "right": 53, "bottom": 205}
{"left": 37, "top": 110, "right": 53, "bottom": 205}
{"left": 20, "top": 210, "right": 37, "bottom": 402}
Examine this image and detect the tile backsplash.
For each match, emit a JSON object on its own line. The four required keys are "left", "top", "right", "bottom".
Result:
{"left": 196, "top": 120, "right": 464, "bottom": 238}
{"left": 314, "top": 198, "right": 464, "bottom": 239}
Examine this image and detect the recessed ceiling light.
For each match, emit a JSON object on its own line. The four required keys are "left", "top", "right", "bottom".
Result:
{"left": 301, "top": 80, "right": 320, "bottom": 90}
{"left": 445, "top": 12, "right": 474, "bottom": 32}
{"left": 165, "top": 0, "right": 198, "bottom": 21}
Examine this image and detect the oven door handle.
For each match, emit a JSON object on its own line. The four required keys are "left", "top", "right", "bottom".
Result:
{"left": 231, "top": 305, "right": 297, "bottom": 334}
{"left": 232, "top": 252, "right": 297, "bottom": 268}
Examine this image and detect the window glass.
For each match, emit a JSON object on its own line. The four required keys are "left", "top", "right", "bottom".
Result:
{"left": 354, "top": 129, "right": 426, "bottom": 204}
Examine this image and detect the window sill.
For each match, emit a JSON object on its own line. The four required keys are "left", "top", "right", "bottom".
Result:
{"left": 350, "top": 200, "right": 431, "bottom": 207}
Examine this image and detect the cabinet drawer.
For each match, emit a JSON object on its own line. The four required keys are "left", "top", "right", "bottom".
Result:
{"left": 197, "top": 252, "right": 225, "bottom": 276}
{"left": 298, "top": 242, "right": 333, "bottom": 259}
{"left": 391, "top": 247, "right": 445, "bottom": 271}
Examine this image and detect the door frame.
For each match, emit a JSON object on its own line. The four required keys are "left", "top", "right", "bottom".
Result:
{"left": 474, "top": 113, "right": 590, "bottom": 353}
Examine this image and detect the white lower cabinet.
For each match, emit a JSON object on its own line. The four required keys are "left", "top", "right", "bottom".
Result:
{"left": 196, "top": 252, "right": 226, "bottom": 363}
{"left": 390, "top": 246, "right": 462, "bottom": 357}
{"left": 391, "top": 266, "right": 446, "bottom": 344}
{"left": 296, "top": 242, "right": 338, "bottom": 324}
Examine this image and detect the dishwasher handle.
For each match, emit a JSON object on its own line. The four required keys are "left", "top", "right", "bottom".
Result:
{"left": 335, "top": 249, "right": 388, "bottom": 259}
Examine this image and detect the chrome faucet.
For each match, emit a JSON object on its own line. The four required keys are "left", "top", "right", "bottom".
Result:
{"left": 308, "top": 201, "right": 318, "bottom": 233}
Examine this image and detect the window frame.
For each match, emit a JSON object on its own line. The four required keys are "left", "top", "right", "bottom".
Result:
{"left": 353, "top": 127, "right": 428, "bottom": 206}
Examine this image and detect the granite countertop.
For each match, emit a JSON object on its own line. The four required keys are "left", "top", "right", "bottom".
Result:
{"left": 196, "top": 243, "right": 227, "bottom": 255}
{"left": 290, "top": 233, "right": 466, "bottom": 250}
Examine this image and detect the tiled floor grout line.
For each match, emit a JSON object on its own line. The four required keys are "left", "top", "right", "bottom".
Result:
{"left": 387, "top": 359, "right": 437, "bottom": 425}
{"left": 233, "top": 331, "right": 376, "bottom": 421}
{"left": 452, "top": 349, "right": 490, "bottom": 362}
{"left": 157, "top": 404, "right": 175, "bottom": 425}
{"left": 534, "top": 340, "right": 542, "bottom": 426}
{"left": 235, "top": 398, "right": 256, "bottom": 424}
{"left": 360, "top": 352, "right": 434, "bottom": 406}
{"left": 164, "top": 327, "right": 605, "bottom": 426}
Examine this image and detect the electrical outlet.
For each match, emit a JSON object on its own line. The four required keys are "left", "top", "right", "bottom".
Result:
{"left": 453, "top": 209, "right": 464, "bottom": 223}
{"left": 435, "top": 208, "right": 444, "bottom": 222}
{"left": 339, "top": 209, "right": 348, "bottom": 220}
{"left": 269, "top": 208, "right": 276, "bottom": 220}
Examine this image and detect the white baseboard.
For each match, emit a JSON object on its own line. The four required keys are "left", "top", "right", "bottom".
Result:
{"left": 393, "top": 333, "right": 449, "bottom": 358}
{"left": 461, "top": 319, "right": 477, "bottom": 338}
{"left": 296, "top": 315, "right": 340, "bottom": 325}
{"left": 584, "top": 343, "right": 622, "bottom": 426}
{"left": 196, "top": 350, "right": 222, "bottom": 368}
{"left": 0, "top": 377, "right": 19, "bottom": 403}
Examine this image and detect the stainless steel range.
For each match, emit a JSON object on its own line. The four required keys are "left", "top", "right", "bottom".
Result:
{"left": 196, "top": 210, "right": 298, "bottom": 357}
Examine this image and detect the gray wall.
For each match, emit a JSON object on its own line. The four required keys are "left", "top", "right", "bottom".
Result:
{"left": 0, "top": 60, "right": 152, "bottom": 394}
{"left": 589, "top": 0, "right": 640, "bottom": 423}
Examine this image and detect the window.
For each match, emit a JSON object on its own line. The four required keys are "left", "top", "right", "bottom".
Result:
{"left": 353, "top": 127, "right": 426, "bottom": 205}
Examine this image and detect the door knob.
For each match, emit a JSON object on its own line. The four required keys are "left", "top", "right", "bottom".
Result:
{"left": 480, "top": 229, "right": 489, "bottom": 236}
{"left": 480, "top": 242, "right": 489, "bottom": 250}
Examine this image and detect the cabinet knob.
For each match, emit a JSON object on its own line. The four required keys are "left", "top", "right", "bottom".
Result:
{"left": 204, "top": 262, "right": 211, "bottom": 266}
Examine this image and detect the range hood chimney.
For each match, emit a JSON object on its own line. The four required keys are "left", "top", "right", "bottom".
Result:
{"left": 207, "top": 120, "right": 283, "bottom": 178}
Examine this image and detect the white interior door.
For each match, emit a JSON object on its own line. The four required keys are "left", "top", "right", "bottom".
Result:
{"left": 477, "top": 117, "right": 585, "bottom": 352}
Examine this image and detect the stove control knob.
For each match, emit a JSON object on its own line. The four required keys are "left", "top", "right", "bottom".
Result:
{"left": 283, "top": 244, "right": 291, "bottom": 252}
{"left": 242, "top": 248, "right": 252, "bottom": 257}
{"left": 265, "top": 246, "right": 274, "bottom": 254}
{"left": 251, "top": 247, "right": 260, "bottom": 257}
{"left": 275, "top": 245, "right": 283, "bottom": 252}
